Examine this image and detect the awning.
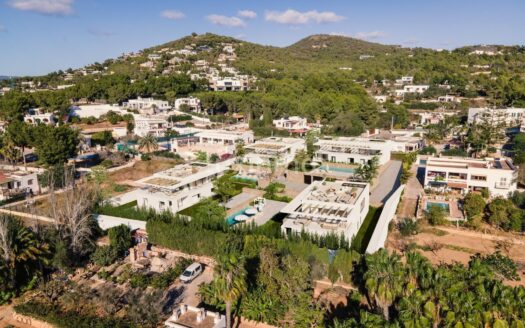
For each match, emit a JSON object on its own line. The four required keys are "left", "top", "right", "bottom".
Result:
{"left": 447, "top": 182, "right": 467, "bottom": 189}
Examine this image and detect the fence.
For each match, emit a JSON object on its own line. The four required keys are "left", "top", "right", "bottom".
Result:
{"left": 365, "top": 185, "right": 405, "bottom": 254}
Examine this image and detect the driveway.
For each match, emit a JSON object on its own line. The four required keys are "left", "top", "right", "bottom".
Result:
{"left": 178, "top": 265, "right": 214, "bottom": 306}
{"left": 370, "top": 160, "right": 402, "bottom": 207}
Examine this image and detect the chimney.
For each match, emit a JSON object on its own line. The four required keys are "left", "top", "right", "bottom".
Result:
{"left": 197, "top": 309, "right": 206, "bottom": 323}
{"left": 180, "top": 304, "right": 187, "bottom": 315}
{"left": 214, "top": 313, "right": 222, "bottom": 324}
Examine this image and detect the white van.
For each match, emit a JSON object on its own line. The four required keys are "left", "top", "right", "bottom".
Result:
{"left": 179, "top": 262, "right": 203, "bottom": 283}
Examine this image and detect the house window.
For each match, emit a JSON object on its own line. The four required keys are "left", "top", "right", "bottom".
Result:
{"left": 28, "top": 179, "right": 33, "bottom": 185}
{"left": 159, "top": 201, "right": 165, "bottom": 210}
{"left": 471, "top": 175, "right": 487, "bottom": 181}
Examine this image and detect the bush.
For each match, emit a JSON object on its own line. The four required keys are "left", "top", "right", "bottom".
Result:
{"left": 472, "top": 251, "right": 520, "bottom": 281}
{"left": 91, "top": 246, "right": 119, "bottom": 266}
{"left": 141, "top": 154, "right": 151, "bottom": 161}
{"left": 100, "top": 159, "right": 114, "bottom": 168}
{"left": 463, "top": 193, "right": 486, "bottom": 220}
{"left": 419, "top": 146, "right": 437, "bottom": 155}
{"left": 398, "top": 217, "right": 419, "bottom": 236}
{"left": 426, "top": 205, "right": 447, "bottom": 226}
{"left": 15, "top": 301, "right": 132, "bottom": 327}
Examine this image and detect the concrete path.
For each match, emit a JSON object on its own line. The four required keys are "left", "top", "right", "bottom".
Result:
{"left": 398, "top": 160, "right": 424, "bottom": 218}
{"left": 370, "top": 160, "right": 402, "bottom": 207}
{"left": 253, "top": 200, "right": 287, "bottom": 226}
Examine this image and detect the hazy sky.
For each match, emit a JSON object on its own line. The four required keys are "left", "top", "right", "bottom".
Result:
{"left": 1, "top": 0, "right": 524, "bottom": 76}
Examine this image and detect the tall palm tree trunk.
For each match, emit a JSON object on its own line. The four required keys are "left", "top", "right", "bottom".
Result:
{"left": 225, "top": 301, "right": 232, "bottom": 328}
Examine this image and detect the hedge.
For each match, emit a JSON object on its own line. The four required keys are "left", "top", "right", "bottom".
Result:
{"left": 15, "top": 301, "right": 133, "bottom": 328}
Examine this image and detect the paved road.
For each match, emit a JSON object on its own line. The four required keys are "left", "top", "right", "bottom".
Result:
{"left": 370, "top": 160, "right": 402, "bottom": 207}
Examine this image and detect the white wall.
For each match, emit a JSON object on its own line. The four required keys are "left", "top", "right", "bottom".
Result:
{"left": 366, "top": 185, "right": 405, "bottom": 254}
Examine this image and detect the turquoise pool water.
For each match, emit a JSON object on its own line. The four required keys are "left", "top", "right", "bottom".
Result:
{"left": 426, "top": 201, "right": 450, "bottom": 212}
{"left": 318, "top": 165, "right": 355, "bottom": 173}
{"left": 226, "top": 207, "right": 250, "bottom": 226}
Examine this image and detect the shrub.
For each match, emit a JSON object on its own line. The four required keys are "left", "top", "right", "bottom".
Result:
{"left": 472, "top": 251, "right": 520, "bottom": 281}
{"left": 141, "top": 154, "right": 151, "bottom": 161}
{"left": 463, "top": 193, "right": 486, "bottom": 220}
{"left": 398, "top": 217, "right": 419, "bottom": 236}
{"left": 91, "top": 246, "right": 119, "bottom": 266}
{"left": 419, "top": 146, "right": 437, "bottom": 155}
{"left": 425, "top": 205, "right": 447, "bottom": 226}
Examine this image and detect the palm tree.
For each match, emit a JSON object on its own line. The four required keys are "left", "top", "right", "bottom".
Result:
{"left": 0, "top": 215, "right": 49, "bottom": 290}
{"left": 208, "top": 255, "right": 247, "bottom": 328}
{"left": 363, "top": 249, "right": 404, "bottom": 321}
{"left": 138, "top": 134, "right": 158, "bottom": 153}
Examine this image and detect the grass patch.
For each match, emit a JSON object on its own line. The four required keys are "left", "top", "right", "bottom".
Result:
{"left": 96, "top": 201, "right": 147, "bottom": 220}
{"left": 351, "top": 206, "right": 382, "bottom": 253}
{"left": 422, "top": 227, "right": 449, "bottom": 236}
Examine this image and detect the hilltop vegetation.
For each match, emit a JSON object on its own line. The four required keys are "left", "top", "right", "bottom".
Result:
{"left": 2, "top": 33, "right": 525, "bottom": 134}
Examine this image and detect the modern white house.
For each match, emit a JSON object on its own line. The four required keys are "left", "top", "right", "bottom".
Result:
{"left": 395, "top": 85, "right": 430, "bottom": 97}
{"left": 373, "top": 95, "right": 388, "bottom": 103}
{"left": 24, "top": 108, "right": 56, "bottom": 125}
{"left": 244, "top": 137, "right": 306, "bottom": 166}
{"left": 395, "top": 76, "right": 414, "bottom": 85}
{"left": 209, "top": 76, "right": 250, "bottom": 91}
{"left": 281, "top": 180, "right": 370, "bottom": 242}
{"left": 174, "top": 97, "right": 202, "bottom": 113}
{"left": 131, "top": 160, "right": 233, "bottom": 213}
{"left": 314, "top": 137, "right": 393, "bottom": 165}
{"left": 69, "top": 104, "right": 124, "bottom": 119}
{"left": 438, "top": 95, "right": 460, "bottom": 103}
{"left": 0, "top": 170, "right": 40, "bottom": 200}
{"left": 123, "top": 97, "right": 171, "bottom": 112}
{"left": 273, "top": 116, "right": 309, "bottom": 133}
{"left": 133, "top": 115, "right": 169, "bottom": 137}
{"left": 423, "top": 156, "right": 518, "bottom": 197}
{"left": 170, "top": 129, "right": 254, "bottom": 158}
{"left": 468, "top": 107, "right": 525, "bottom": 130}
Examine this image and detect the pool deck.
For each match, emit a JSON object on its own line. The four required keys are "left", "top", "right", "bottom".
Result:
{"left": 421, "top": 197, "right": 464, "bottom": 221}
{"left": 226, "top": 199, "right": 287, "bottom": 226}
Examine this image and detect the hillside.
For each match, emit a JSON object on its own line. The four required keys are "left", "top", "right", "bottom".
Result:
{"left": 286, "top": 34, "right": 402, "bottom": 58}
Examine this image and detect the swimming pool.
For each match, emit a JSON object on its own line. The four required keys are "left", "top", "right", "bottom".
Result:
{"left": 226, "top": 207, "right": 250, "bottom": 226}
{"left": 426, "top": 201, "right": 450, "bottom": 212}
{"left": 318, "top": 165, "right": 355, "bottom": 173}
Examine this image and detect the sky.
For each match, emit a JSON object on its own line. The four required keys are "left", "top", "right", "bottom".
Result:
{"left": 0, "top": 0, "right": 524, "bottom": 76}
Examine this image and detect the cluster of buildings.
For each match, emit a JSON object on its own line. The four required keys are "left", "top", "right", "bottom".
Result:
{"left": 136, "top": 41, "right": 257, "bottom": 92}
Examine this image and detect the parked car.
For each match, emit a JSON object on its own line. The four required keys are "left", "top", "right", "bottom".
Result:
{"left": 179, "top": 262, "right": 202, "bottom": 283}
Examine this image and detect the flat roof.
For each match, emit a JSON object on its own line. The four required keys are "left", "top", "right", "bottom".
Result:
{"left": 426, "top": 157, "right": 516, "bottom": 171}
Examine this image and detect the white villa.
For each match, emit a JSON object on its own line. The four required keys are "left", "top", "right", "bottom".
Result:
{"left": 131, "top": 161, "right": 232, "bottom": 213}
{"left": 244, "top": 137, "right": 305, "bottom": 166}
{"left": 0, "top": 170, "right": 40, "bottom": 200}
{"left": 395, "top": 76, "right": 414, "bottom": 85}
{"left": 123, "top": 97, "right": 171, "bottom": 112}
{"left": 133, "top": 115, "right": 168, "bottom": 137}
{"left": 423, "top": 156, "right": 518, "bottom": 198}
{"left": 314, "top": 137, "right": 393, "bottom": 166}
{"left": 171, "top": 129, "right": 254, "bottom": 158}
{"left": 273, "top": 116, "right": 309, "bottom": 133}
{"left": 209, "top": 77, "right": 250, "bottom": 91}
{"left": 395, "top": 85, "right": 430, "bottom": 97}
{"left": 468, "top": 107, "right": 525, "bottom": 130}
{"left": 281, "top": 180, "right": 370, "bottom": 242}
{"left": 69, "top": 104, "right": 124, "bottom": 119}
{"left": 24, "top": 108, "right": 56, "bottom": 125}
{"left": 174, "top": 97, "right": 202, "bottom": 113}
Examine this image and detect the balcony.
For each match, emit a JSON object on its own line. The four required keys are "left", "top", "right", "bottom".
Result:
{"left": 494, "top": 182, "right": 512, "bottom": 189}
